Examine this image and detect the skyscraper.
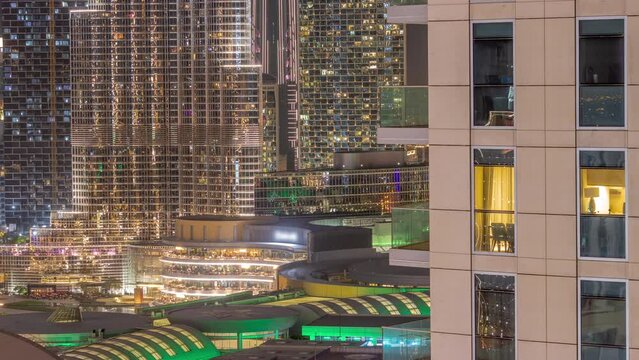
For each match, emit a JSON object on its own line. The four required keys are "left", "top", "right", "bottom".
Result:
{"left": 253, "top": 0, "right": 300, "bottom": 171}
{"left": 68, "top": 0, "right": 261, "bottom": 241}
{"left": 0, "top": 0, "right": 75, "bottom": 232}
{"left": 298, "top": 0, "right": 404, "bottom": 169}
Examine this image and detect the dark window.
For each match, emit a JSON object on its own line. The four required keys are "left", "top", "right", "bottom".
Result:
{"left": 581, "top": 280, "right": 626, "bottom": 359}
{"left": 473, "top": 22, "right": 514, "bottom": 127}
{"left": 474, "top": 273, "right": 515, "bottom": 360}
{"left": 579, "top": 19, "right": 625, "bottom": 127}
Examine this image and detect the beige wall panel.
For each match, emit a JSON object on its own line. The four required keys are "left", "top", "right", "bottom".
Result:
{"left": 546, "top": 215, "right": 577, "bottom": 260}
{"left": 516, "top": 2, "right": 545, "bottom": 19}
{"left": 429, "top": 145, "right": 470, "bottom": 211}
{"left": 516, "top": 130, "right": 545, "bottom": 146}
{"left": 428, "top": 21, "right": 469, "bottom": 86}
{"left": 430, "top": 209, "right": 471, "bottom": 254}
{"left": 431, "top": 332, "right": 472, "bottom": 359}
{"left": 471, "top": 129, "right": 516, "bottom": 146}
{"left": 430, "top": 252, "right": 472, "bottom": 270}
{"left": 428, "top": 4, "right": 469, "bottom": 21}
{"left": 629, "top": 280, "right": 639, "bottom": 349}
{"left": 431, "top": 268, "right": 473, "bottom": 335}
{"left": 429, "top": 129, "right": 471, "bottom": 146}
{"left": 628, "top": 85, "right": 639, "bottom": 130}
{"left": 429, "top": 86, "right": 470, "bottom": 130}
{"left": 547, "top": 259, "right": 578, "bottom": 276}
{"left": 547, "top": 343, "right": 577, "bottom": 360}
{"left": 471, "top": 3, "right": 516, "bottom": 19}
{"left": 545, "top": 18, "right": 575, "bottom": 85}
{"left": 472, "top": 254, "right": 518, "bottom": 272}
{"left": 629, "top": 19, "right": 639, "bottom": 85}
{"left": 518, "top": 214, "right": 546, "bottom": 258}
{"left": 545, "top": 148, "right": 576, "bottom": 215}
{"left": 545, "top": 1, "right": 576, "bottom": 18}
{"left": 516, "top": 86, "right": 545, "bottom": 130}
{"left": 576, "top": 130, "right": 627, "bottom": 148}
{"left": 516, "top": 147, "right": 546, "bottom": 213}
{"left": 518, "top": 257, "right": 547, "bottom": 275}
{"left": 519, "top": 340, "right": 547, "bottom": 360}
{"left": 576, "top": 0, "right": 626, "bottom": 16}
{"left": 518, "top": 275, "right": 547, "bottom": 341}
{"left": 578, "top": 260, "right": 629, "bottom": 278}
{"left": 516, "top": 20, "right": 545, "bottom": 85}
{"left": 628, "top": 150, "right": 639, "bottom": 217}
{"left": 546, "top": 276, "right": 578, "bottom": 344}
{"left": 628, "top": 217, "right": 639, "bottom": 263}
{"left": 545, "top": 86, "right": 575, "bottom": 131}
{"left": 545, "top": 130, "right": 576, "bottom": 147}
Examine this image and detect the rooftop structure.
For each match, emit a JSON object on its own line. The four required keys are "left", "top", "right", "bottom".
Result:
{"left": 0, "top": 331, "right": 61, "bottom": 360}
{"left": 215, "top": 339, "right": 380, "bottom": 360}
{"left": 0, "top": 310, "right": 150, "bottom": 347}
{"left": 167, "top": 305, "right": 298, "bottom": 351}
{"left": 61, "top": 324, "right": 219, "bottom": 360}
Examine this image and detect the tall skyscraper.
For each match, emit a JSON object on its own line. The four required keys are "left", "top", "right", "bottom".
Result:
{"left": 253, "top": 0, "right": 300, "bottom": 171}
{"left": 67, "top": 0, "right": 261, "bottom": 242}
{"left": 298, "top": 0, "right": 404, "bottom": 169}
{"left": 0, "top": 1, "right": 75, "bottom": 232}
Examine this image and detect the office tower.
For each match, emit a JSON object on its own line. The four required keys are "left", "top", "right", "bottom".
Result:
{"left": 427, "top": 1, "right": 636, "bottom": 359}
{"left": 253, "top": 0, "right": 300, "bottom": 171}
{"left": 298, "top": 0, "right": 404, "bottom": 169}
{"left": 0, "top": 1, "right": 74, "bottom": 232}
{"left": 69, "top": 0, "right": 261, "bottom": 240}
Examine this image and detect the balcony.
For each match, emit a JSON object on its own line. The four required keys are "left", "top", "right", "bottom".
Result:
{"left": 378, "top": 86, "right": 429, "bottom": 145}
{"left": 388, "top": 0, "right": 428, "bottom": 24}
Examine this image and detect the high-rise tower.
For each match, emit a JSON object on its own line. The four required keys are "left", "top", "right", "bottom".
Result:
{"left": 0, "top": 0, "right": 75, "bottom": 232}
{"left": 298, "top": 0, "right": 405, "bottom": 169}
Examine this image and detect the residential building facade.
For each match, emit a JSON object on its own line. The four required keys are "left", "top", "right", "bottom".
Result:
{"left": 428, "top": 1, "right": 639, "bottom": 359}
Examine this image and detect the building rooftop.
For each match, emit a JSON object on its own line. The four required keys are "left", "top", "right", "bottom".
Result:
{"left": 215, "top": 339, "right": 380, "bottom": 360}
{"left": 307, "top": 315, "right": 428, "bottom": 328}
{"left": 0, "top": 311, "right": 151, "bottom": 335}
{"left": 0, "top": 331, "right": 60, "bottom": 360}
{"left": 167, "top": 305, "right": 298, "bottom": 334}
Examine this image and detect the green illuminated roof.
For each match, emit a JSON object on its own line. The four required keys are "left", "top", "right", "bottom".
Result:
{"left": 62, "top": 325, "right": 220, "bottom": 360}
{"left": 292, "top": 292, "right": 430, "bottom": 318}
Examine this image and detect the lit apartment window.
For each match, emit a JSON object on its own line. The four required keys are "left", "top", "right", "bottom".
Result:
{"left": 474, "top": 273, "right": 515, "bottom": 360}
{"left": 579, "top": 150, "right": 625, "bottom": 259}
{"left": 579, "top": 18, "right": 625, "bottom": 127}
{"left": 580, "top": 279, "right": 626, "bottom": 359}
{"left": 472, "top": 22, "right": 514, "bottom": 127}
{"left": 473, "top": 149, "right": 515, "bottom": 253}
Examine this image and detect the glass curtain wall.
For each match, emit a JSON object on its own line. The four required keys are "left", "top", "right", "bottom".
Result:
{"left": 474, "top": 149, "right": 515, "bottom": 253}
{"left": 579, "top": 150, "right": 626, "bottom": 259}
{"left": 579, "top": 19, "right": 625, "bottom": 127}
{"left": 474, "top": 273, "right": 515, "bottom": 360}
{"left": 473, "top": 22, "right": 514, "bottom": 127}
{"left": 581, "top": 279, "right": 626, "bottom": 360}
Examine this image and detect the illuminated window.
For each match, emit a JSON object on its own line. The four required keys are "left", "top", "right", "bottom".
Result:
{"left": 411, "top": 292, "right": 431, "bottom": 308}
{"left": 74, "top": 349, "right": 111, "bottom": 360}
{"left": 473, "top": 149, "right": 515, "bottom": 253}
{"left": 90, "top": 345, "right": 129, "bottom": 360}
{"left": 169, "top": 326, "right": 204, "bottom": 349}
{"left": 311, "top": 302, "right": 337, "bottom": 315}
{"left": 474, "top": 273, "right": 515, "bottom": 360}
{"left": 328, "top": 299, "right": 357, "bottom": 314}
{"left": 473, "top": 22, "right": 514, "bottom": 127}
{"left": 147, "top": 328, "right": 190, "bottom": 352}
{"left": 103, "top": 339, "right": 146, "bottom": 360}
{"left": 350, "top": 297, "right": 379, "bottom": 314}
{"left": 387, "top": 294, "right": 420, "bottom": 315}
{"left": 368, "top": 296, "right": 400, "bottom": 315}
{"left": 579, "top": 150, "right": 626, "bottom": 259}
{"left": 121, "top": 337, "right": 162, "bottom": 360}
{"left": 580, "top": 279, "right": 627, "bottom": 359}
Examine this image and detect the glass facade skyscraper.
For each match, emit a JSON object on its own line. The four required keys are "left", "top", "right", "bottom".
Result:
{"left": 0, "top": 0, "right": 76, "bottom": 232}
{"left": 298, "top": 0, "right": 405, "bottom": 169}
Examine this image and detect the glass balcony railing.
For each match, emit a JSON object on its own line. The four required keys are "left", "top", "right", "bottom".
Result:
{"left": 579, "top": 85, "right": 624, "bottom": 127}
{"left": 380, "top": 86, "right": 428, "bottom": 127}
{"left": 389, "top": 0, "right": 428, "bottom": 5}
{"left": 580, "top": 215, "right": 625, "bottom": 258}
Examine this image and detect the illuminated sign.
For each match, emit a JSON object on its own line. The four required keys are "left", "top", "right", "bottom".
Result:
{"left": 274, "top": 231, "right": 298, "bottom": 242}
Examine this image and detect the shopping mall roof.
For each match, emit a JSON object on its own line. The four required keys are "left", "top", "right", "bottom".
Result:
{"left": 290, "top": 292, "right": 430, "bottom": 321}
{"left": 215, "top": 339, "right": 378, "bottom": 360}
{"left": 307, "top": 315, "right": 428, "bottom": 328}
{"left": 0, "top": 331, "right": 61, "bottom": 360}
{"left": 167, "top": 305, "right": 298, "bottom": 334}
{"left": 61, "top": 324, "right": 219, "bottom": 360}
{"left": 0, "top": 311, "right": 151, "bottom": 335}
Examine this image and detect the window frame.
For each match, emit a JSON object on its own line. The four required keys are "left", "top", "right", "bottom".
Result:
{"left": 470, "top": 19, "right": 516, "bottom": 129}
{"left": 472, "top": 271, "right": 517, "bottom": 360}
{"left": 576, "top": 16, "right": 627, "bottom": 130}
{"left": 576, "top": 148, "right": 628, "bottom": 261}
{"left": 471, "top": 146, "right": 517, "bottom": 256}
{"left": 578, "top": 277, "right": 629, "bottom": 360}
